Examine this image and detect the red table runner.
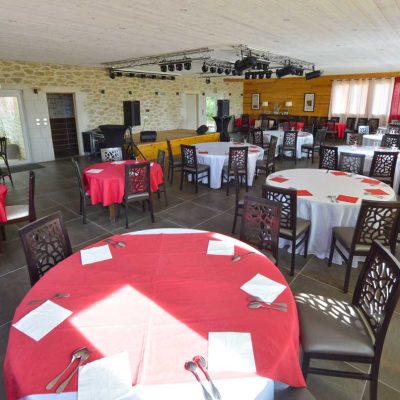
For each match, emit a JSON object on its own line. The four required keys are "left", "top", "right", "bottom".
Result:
{"left": 0, "top": 184, "right": 7, "bottom": 223}
{"left": 4, "top": 232, "right": 305, "bottom": 399}
{"left": 83, "top": 161, "right": 163, "bottom": 206}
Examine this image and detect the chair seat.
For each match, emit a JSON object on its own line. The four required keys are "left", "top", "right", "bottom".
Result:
{"left": 222, "top": 165, "right": 246, "bottom": 175}
{"left": 5, "top": 205, "right": 29, "bottom": 221}
{"left": 301, "top": 144, "right": 318, "bottom": 150}
{"left": 280, "top": 218, "right": 310, "bottom": 239}
{"left": 183, "top": 164, "right": 209, "bottom": 173}
{"left": 333, "top": 226, "right": 371, "bottom": 253}
{"left": 126, "top": 193, "right": 149, "bottom": 201}
{"left": 296, "top": 294, "right": 375, "bottom": 358}
{"left": 283, "top": 146, "right": 296, "bottom": 151}
{"left": 172, "top": 158, "right": 182, "bottom": 167}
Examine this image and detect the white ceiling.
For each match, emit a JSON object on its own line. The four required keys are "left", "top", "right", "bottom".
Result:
{"left": 1, "top": 0, "right": 400, "bottom": 74}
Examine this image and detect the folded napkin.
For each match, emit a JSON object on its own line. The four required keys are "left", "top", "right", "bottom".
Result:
{"left": 298, "top": 133, "right": 309, "bottom": 137}
{"left": 78, "top": 352, "right": 132, "bottom": 400}
{"left": 297, "top": 190, "right": 313, "bottom": 196}
{"left": 361, "top": 178, "right": 381, "bottom": 185}
{"left": 13, "top": 300, "right": 72, "bottom": 341}
{"left": 198, "top": 151, "right": 209, "bottom": 154}
{"left": 270, "top": 176, "right": 288, "bottom": 183}
{"left": 207, "top": 240, "right": 234, "bottom": 256}
{"left": 208, "top": 332, "right": 256, "bottom": 373}
{"left": 330, "top": 171, "right": 348, "bottom": 176}
{"left": 249, "top": 150, "right": 259, "bottom": 153}
{"left": 365, "top": 188, "right": 389, "bottom": 195}
{"left": 240, "top": 273, "right": 286, "bottom": 303}
{"left": 86, "top": 169, "right": 103, "bottom": 174}
{"left": 336, "top": 194, "right": 359, "bottom": 203}
{"left": 81, "top": 244, "right": 112, "bottom": 265}
{"left": 110, "top": 161, "right": 126, "bottom": 165}
{"left": 249, "top": 145, "right": 258, "bottom": 149}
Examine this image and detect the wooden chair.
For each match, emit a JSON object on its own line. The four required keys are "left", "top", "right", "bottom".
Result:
{"left": 301, "top": 128, "right": 326, "bottom": 163}
{"left": 166, "top": 139, "right": 182, "bottom": 184}
{"left": 255, "top": 136, "right": 278, "bottom": 178}
{"left": 239, "top": 194, "right": 281, "bottom": 265}
{"left": 280, "top": 131, "right": 298, "bottom": 164}
{"left": 328, "top": 199, "right": 400, "bottom": 292}
{"left": 302, "top": 124, "right": 315, "bottom": 135}
{"left": 100, "top": 147, "right": 123, "bottom": 162}
{"left": 369, "top": 151, "right": 398, "bottom": 188}
{"left": 0, "top": 137, "right": 13, "bottom": 187}
{"left": 346, "top": 117, "right": 356, "bottom": 131}
{"left": 346, "top": 132, "right": 361, "bottom": 145}
{"left": 71, "top": 158, "right": 91, "bottom": 224}
{"left": 330, "top": 117, "right": 340, "bottom": 123}
{"left": 250, "top": 128, "right": 267, "bottom": 151}
{"left": 356, "top": 117, "right": 369, "bottom": 130}
{"left": 123, "top": 162, "right": 154, "bottom": 228}
{"left": 261, "top": 185, "right": 311, "bottom": 275}
{"left": 317, "top": 116, "right": 328, "bottom": 128}
{"left": 387, "top": 124, "right": 400, "bottom": 134}
{"left": 381, "top": 134, "right": 400, "bottom": 148}
{"left": 368, "top": 118, "right": 380, "bottom": 134}
{"left": 298, "top": 240, "right": 400, "bottom": 400}
{"left": 180, "top": 145, "right": 210, "bottom": 193}
{"left": 156, "top": 149, "right": 168, "bottom": 205}
{"left": 338, "top": 152, "right": 365, "bottom": 174}
{"left": 326, "top": 121, "right": 336, "bottom": 141}
{"left": 318, "top": 145, "right": 338, "bottom": 170}
{"left": 239, "top": 114, "right": 251, "bottom": 139}
{"left": 18, "top": 211, "right": 72, "bottom": 286}
{"left": 221, "top": 146, "right": 248, "bottom": 195}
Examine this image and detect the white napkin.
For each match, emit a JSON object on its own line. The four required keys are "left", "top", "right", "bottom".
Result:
{"left": 110, "top": 161, "right": 126, "bottom": 165}
{"left": 78, "top": 352, "right": 132, "bottom": 400}
{"left": 13, "top": 300, "right": 72, "bottom": 341}
{"left": 208, "top": 332, "right": 256, "bottom": 373}
{"left": 81, "top": 244, "right": 112, "bottom": 265}
{"left": 207, "top": 240, "right": 234, "bottom": 256}
{"left": 240, "top": 273, "right": 286, "bottom": 303}
{"left": 86, "top": 169, "right": 103, "bottom": 173}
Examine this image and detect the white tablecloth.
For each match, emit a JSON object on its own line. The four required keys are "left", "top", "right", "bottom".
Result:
{"left": 262, "top": 130, "right": 313, "bottom": 159}
{"left": 362, "top": 134, "right": 383, "bottom": 146}
{"left": 194, "top": 142, "right": 264, "bottom": 189}
{"left": 266, "top": 169, "right": 396, "bottom": 265}
{"left": 337, "top": 145, "right": 400, "bottom": 192}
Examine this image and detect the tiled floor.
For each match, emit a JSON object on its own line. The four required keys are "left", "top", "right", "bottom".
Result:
{"left": 1, "top": 149, "right": 400, "bottom": 400}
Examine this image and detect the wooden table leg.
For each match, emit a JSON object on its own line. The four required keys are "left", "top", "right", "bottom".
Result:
{"left": 108, "top": 203, "right": 116, "bottom": 223}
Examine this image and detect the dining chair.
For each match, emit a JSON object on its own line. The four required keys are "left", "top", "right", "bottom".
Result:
{"left": 301, "top": 128, "right": 326, "bottom": 163}
{"left": 330, "top": 116, "right": 340, "bottom": 123}
{"left": 156, "top": 149, "right": 168, "bottom": 205}
{"left": 261, "top": 185, "right": 311, "bottom": 276}
{"left": 346, "top": 132, "right": 361, "bottom": 145}
{"left": 18, "top": 211, "right": 72, "bottom": 286}
{"left": 123, "top": 162, "right": 155, "bottom": 228}
{"left": 166, "top": 139, "right": 182, "bottom": 184}
{"left": 239, "top": 114, "right": 251, "bottom": 139}
{"left": 318, "top": 145, "right": 338, "bottom": 170}
{"left": 356, "top": 117, "right": 369, "bottom": 130}
{"left": 221, "top": 146, "right": 248, "bottom": 195}
{"left": 0, "top": 137, "right": 13, "bottom": 187}
{"left": 368, "top": 118, "right": 380, "bottom": 134}
{"left": 280, "top": 131, "right": 298, "bottom": 164}
{"left": 338, "top": 152, "right": 365, "bottom": 174}
{"left": 71, "top": 157, "right": 92, "bottom": 224}
{"left": 250, "top": 128, "right": 267, "bottom": 151}
{"left": 302, "top": 123, "right": 315, "bottom": 135}
{"left": 328, "top": 199, "right": 400, "bottom": 292}
{"left": 239, "top": 194, "right": 281, "bottom": 265}
{"left": 358, "top": 125, "right": 369, "bottom": 135}
{"left": 369, "top": 151, "right": 398, "bottom": 188}
{"left": 298, "top": 240, "right": 400, "bottom": 400}
{"left": 381, "top": 133, "right": 400, "bottom": 148}
{"left": 326, "top": 121, "right": 336, "bottom": 142}
{"left": 180, "top": 144, "right": 210, "bottom": 194}
{"left": 346, "top": 117, "right": 356, "bottom": 131}
{"left": 387, "top": 124, "right": 400, "bottom": 134}
{"left": 255, "top": 136, "right": 278, "bottom": 179}
{"left": 317, "top": 116, "right": 328, "bottom": 128}
{"left": 231, "top": 166, "right": 244, "bottom": 234}
{"left": 100, "top": 147, "right": 123, "bottom": 162}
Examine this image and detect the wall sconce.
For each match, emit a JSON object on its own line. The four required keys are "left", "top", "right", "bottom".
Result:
{"left": 33, "top": 88, "right": 39, "bottom": 94}
{"left": 285, "top": 101, "right": 293, "bottom": 114}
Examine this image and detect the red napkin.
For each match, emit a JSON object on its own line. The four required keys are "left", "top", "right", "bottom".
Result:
{"left": 361, "top": 178, "right": 381, "bottom": 185}
{"left": 250, "top": 145, "right": 258, "bottom": 149}
{"left": 330, "top": 171, "right": 348, "bottom": 176}
{"left": 249, "top": 150, "right": 259, "bottom": 153}
{"left": 336, "top": 195, "right": 359, "bottom": 203}
{"left": 365, "top": 188, "right": 389, "bottom": 195}
{"left": 297, "top": 190, "right": 313, "bottom": 196}
{"left": 270, "top": 177, "right": 288, "bottom": 183}
{"left": 198, "top": 151, "right": 208, "bottom": 154}
{"left": 233, "top": 141, "right": 241, "bottom": 144}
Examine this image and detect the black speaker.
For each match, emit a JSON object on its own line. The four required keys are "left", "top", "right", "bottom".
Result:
{"left": 217, "top": 100, "right": 229, "bottom": 118}
{"left": 123, "top": 100, "right": 141, "bottom": 127}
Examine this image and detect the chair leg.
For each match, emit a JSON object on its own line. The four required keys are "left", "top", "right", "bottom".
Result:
{"left": 370, "top": 364, "right": 379, "bottom": 400}
{"left": 226, "top": 173, "right": 230, "bottom": 196}
{"left": 163, "top": 183, "right": 168, "bottom": 206}
{"left": 311, "top": 149, "right": 315, "bottom": 164}
{"left": 245, "top": 173, "right": 248, "bottom": 192}
{"left": 125, "top": 201, "right": 129, "bottom": 229}
{"left": 179, "top": 169, "right": 184, "bottom": 190}
{"left": 148, "top": 196, "right": 155, "bottom": 223}
{"left": 195, "top": 173, "right": 198, "bottom": 194}
{"left": 343, "top": 255, "right": 353, "bottom": 293}
{"left": 294, "top": 150, "right": 297, "bottom": 165}
{"left": 328, "top": 236, "right": 336, "bottom": 267}
{"left": 0, "top": 224, "right": 5, "bottom": 241}
{"left": 301, "top": 353, "right": 310, "bottom": 380}
{"left": 304, "top": 229, "right": 309, "bottom": 258}
{"left": 290, "top": 239, "right": 296, "bottom": 276}
{"left": 232, "top": 208, "right": 238, "bottom": 234}
{"left": 207, "top": 170, "right": 210, "bottom": 188}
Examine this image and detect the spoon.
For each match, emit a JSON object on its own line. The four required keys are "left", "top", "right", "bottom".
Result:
{"left": 56, "top": 348, "right": 91, "bottom": 393}
{"left": 28, "top": 293, "right": 70, "bottom": 305}
{"left": 247, "top": 296, "right": 287, "bottom": 307}
{"left": 193, "top": 355, "right": 221, "bottom": 400}
{"left": 46, "top": 347, "right": 87, "bottom": 390}
{"left": 103, "top": 238, "right": 126, "bottom": 248}
{"left": 184, "top": 361, "right": 213, "bottom": 400}
{"left": 232, "top": 251, "right": 255, "bottom": 262}
{"left": 247, "top": 301, "right": 287, "bottom": 312}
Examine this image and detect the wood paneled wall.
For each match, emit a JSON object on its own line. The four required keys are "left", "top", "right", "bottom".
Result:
{"left": 242, "top": 71, "right": 400, "bottom": 118}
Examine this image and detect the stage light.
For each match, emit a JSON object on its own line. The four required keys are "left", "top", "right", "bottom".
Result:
{"left": 160, "top": 65, "right": 167, "bottom": 72}
{"left": 225, "top": 68, "right": 231, "bottom": 75}
{"left": 209, "top": 66, "right": 216, "bottom": 73}
{"left": 161, "top": 76, "right": 167, "bottom": 80}
{"left": 176, "top": 63, "right": 183, "bottom": 71}
{"left": 244, "top": 72, "right": 250, "bottom": 79}
{"left": 231, "top": 70, "right": 237, "bottom": 76}
{"left": 234, "top": 56, "right": 257, "bottom": 73}
{"left": 265, "top": 70, "right": 272, "bottom": 79}
{"left": 184, "top": 62, "right": 192, "bottom": 70}
{"left": 168, "top": 64, "right": 175, "bottom": 72}
{"left": 305, "top": 69, "right": 322, "bottom": 80}
{"left": 217, "top": 67, "right": 223, "bottom": 74}
{"left": 202, "top": 63, "right": 209, "bottom": 73}
{"left": 251, "top": 73, "right": 258, "bottom": 79}
{"left": 205, "top": 77, "right": 211, "bottom": 84}
{"left": 275, "top": 65, "right": 292, "bottom": 78}
{"left": 115, "top": 72, "right": 123, "bottom": 77}
{"left": 109, "top": 71, "right": 116, "bottom": 79}
{"left": 258, "top": 72, "right": 264, "bottom": 79}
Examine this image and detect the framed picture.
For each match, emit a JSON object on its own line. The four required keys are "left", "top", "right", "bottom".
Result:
{"left": 304, "top": 93, "right": 315, "bottom": 112}
{"left": 251, "top": 93, "right": 260, "bottom": 110}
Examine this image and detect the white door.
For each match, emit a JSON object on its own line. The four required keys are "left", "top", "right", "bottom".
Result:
{"left": 185, "top": 94, "right": 198, "bottom": 129}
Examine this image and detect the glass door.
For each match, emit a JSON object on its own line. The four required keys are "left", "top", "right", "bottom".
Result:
{"left": 205, "top": 96, "right": 218, "bottom": 131}
{"left": 0, "top": 90, "right": 30, "bottom": 164}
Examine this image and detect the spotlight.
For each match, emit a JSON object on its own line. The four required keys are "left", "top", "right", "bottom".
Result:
{"left": 305, "top": 69, "right": 322, "bottom": 80}
{"left": 161, "top": 76, "right": 167, "bottom": 80}
{"left": 258, "top": 72, "right": 264, "bottom": 79}
{"left": 263, "top": 64, "right": 269, "bottom": 71}
{"left": 160, "top": 65, "right": 167, "bottom": 72}
{"left": 225, "top": 68, "right": 231, "bottom": 75}
{"left": 171, "top": 76, "right": 176, "bottom": 80}
{"left": 231, "top": 70, "right": 237, "bottom": 76}
{"left": 251, "top": 72, "right": 258, "bottom": 79}
{"left": 217, "top": 67, "right": 223, "bottom": 74}
{"left": 109, "top": 71, "right": 116, "bottom": 79}
{"left": 209, "top": 66, "right": 216, "bottom": 73}
{"left": 275, "top": 65, "right": 292, "bottom": 78}
{"left": 234, "top": 56, "right": 257, "bottom": 73}
{"left": 115, "top": 72, "right": 123, "bottom": 77}
{"left": 184, "top": 62, "right": 192, "bottom": 70}
{"left": 205, "top": 77, "right": 211, "bottom": 84}
{"left": 202, "top": 63, "right": 209, "bottom": 73}
{"left": 265, "top": 70, "right": 272, "bottom": 79}
{"left": 168, "top": 64, "right": 175, "bottom": 72}
{"left": 150, "top": 75, "right": 157, "bottom": 79}
{"left": 176, "top": 63, "right": 183, "bottom": 71}
{"left": 128, "top": 73, "right": 135, "bottom": 78}
{"left": 244, "top": 72, "right": 250, "bottom": 79}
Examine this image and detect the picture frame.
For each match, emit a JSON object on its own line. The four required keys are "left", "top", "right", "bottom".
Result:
{"left": 304, "top": 93, "right": 315, "bottom": 112}
{"left": 251, "top": 93, "right": 260, "bottom": 110}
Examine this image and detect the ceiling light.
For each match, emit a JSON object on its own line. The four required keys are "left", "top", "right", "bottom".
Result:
{"left": 160, "top": 65, "right": 167, "bottom": 72}
{"left": 305, "top": 69, "right": 322, "bottom": 80}
{"left": 168, "top": 64, "right": 175, "bottom": 72}
{"left": 109, "top": 71, "right": 116, "bottom": 79}
{"left": 217, "top": 67, "right": 223, "bottom": 74}
{"left": 244, "top": 72, "right": 250, "bottom": 79}
{"left": 231, "top": 70, "right": 237, "bottom": 76}
{"left": 205, "top": 78, "right": 211, "bottom": 84}
{"left": 184, "top": 62, "right": 192, "bottom": 70}
{"left": 225, "top": 68, "right": 231, "bottom": 75}
{"left": 265, "top": 70, "right": 272, "bottom": 79}
{"left": 234, "top": 56, "right": 257, "bottom": 73}
{"left": 202, "top": 63, "right": 209, "bottom": 73}
{"left": 251, "top": 73, "right": 258, "bottom": 79}
{"left": 258, "top": 72, "right": 264, "bottom": 79}
{"left": 176, "top": 63, "right": 183, "bottom": 71}
{"left": 209, "top": 66, "right": 216, "bottom": 73}
{"left": 275, "top": 65, "right": 292, "bottom": 78}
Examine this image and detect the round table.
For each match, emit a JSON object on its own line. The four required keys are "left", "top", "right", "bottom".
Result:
{"left": 4, "top": 229, "right": 304, "bottom": 400}
{"left": 266, "top": 169, "right": 396, "bottom": 264}
{"left": 362, "top": 134, "right": 383, "bottom": 146}
{"left": 0, "top": 183, "right": 7, "bottom": 222}
{"left": 194, "top": 142, "right": 264, "bottom": 189}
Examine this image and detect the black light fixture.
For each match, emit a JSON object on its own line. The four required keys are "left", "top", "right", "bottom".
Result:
{"left": 234, "top": 56, "right": 257, "bottom": 73}
{"left": 275, "top": 65, "right": 292, "bottom": 78}
{"left": 205, "top": 77, "right": 211, "bottom": 84}
{"left": 225, "top": 68, "right": 231, "bottom": 75}
{"left": 209, "top": 66, "right": 216, "bottom": 73}
{"left": 231, "top": 70, "right": 237, "bottom": 76}
{"left": 265, "top": 70, "right": 272, "bottom": 79}
{"left": 168, "top": 64, "right": 175, "bottom": 72}
{"left": 176, "top": 63, "right": 183, "bottom": 71}
{"left": 161, "top": 75, "right": 167, "bottom": 80}
{"left": 184, "top": 62, "right": 192, "bottom": 70}
{"left": 258, "top": 72, "right": 264, "bottom": 79}
{"left": 160, "top": 65, "right": 167, "bottom": 72}
{"left": 217, "top": 67, "right": 223, "bottom": 74}
{"left": 244, "top": 72, "right": 251, "bottom": 79}
{"left": 305, "top": 69, "right": 322, "bottom": 80}
{"left": 109, "top": 71, "right": 116, "bottom": 79}
{"left": 251, "top": 72, "right": 258, "bottom": 79}
{"left": 202, "top": 63, "right": 209, "bottom": 73}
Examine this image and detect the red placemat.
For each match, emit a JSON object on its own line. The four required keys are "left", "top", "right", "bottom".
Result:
{"left": 249, "top": 150, "right": 260, "bottom": 153}
{"left": 330, "top": 171, "right": 348, "bottom": 176}
{"left": 361, "top": 178, "right": 381, "bottom": 185}
{"left": 297, "top": 190, "right": 313, "bottom": 196}
{"left": 336, "top": 195, "right": 359, "bottom": 203}
{"left": 270, "top": 177, "right": 288, "bottom": 183}
{"left": 198, "top": 151, "right": 208, "bottom": 154}
{"left": 365, "top": 188, "right": 389, "bottom": 195}
{"left": 250, "top": 145, "right": 258, "bottom": 149}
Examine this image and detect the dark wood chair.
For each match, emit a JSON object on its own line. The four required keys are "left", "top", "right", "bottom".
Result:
{"left": 387, "top": 124, "right": 400, "bottom": 134}
{"left": 166, "top": 139, "right": 182, "bottom": 184}
{"left": 18, "top": 211, "right": 72, "bottom": 286}
{"left": 239, "top": 194, "right": 281, "bottom": 265}
{"left": 280, "top": 131, "right": 298, "bottom": 164}
{"left": 317, "top": 116, "right": 328, "bottom": 128}
{"left": 356, "top": 117, "right": 369, "bottom": 130}
{"left": 330, "top": 116, "right": 340, "bottom": 123}
{"left": 221, "top": 146, "right": 248, "bottom": 195}
{"left": 250, "top": 128, "right": 267, "bottom": 151}
{"left": 0, "top": 137, "right": 13, "bottom": 187}
{"left": 381, "top": 134, "right": 400, "bottom": 148}
{"left": 338, "top": 152, "right": 365, "bottom": 174}
{"left": 346, "top": 132, "right": 361, "bottom": 145}
{"left": 72, "top": 158, "right": 91, "bottom": 224}
{"left": 298, "top": 240, "right": 400, "bottom": 400}
{"left": 255, "top": 136, "right": 278, "bottom": 178}
{"left": 123, "top": 162, "right": 154, "bottom": 228}
{"left": 319, "top": 145, "right": 338, "bottom": 170}
{"left": 369, "top": 151, "right": 398, "bottom": 188}
{"left": 328, "top": 199, "right": 400, "bottom": 292}
{"left": 231, "top": 166, "right": 244, "bottom": 234}
{"left": 156, "top": 149, "right": 168, "bottom": 205}
{"left": 180, "top": 145, "right": 210, "bottom": 193}
{"left": 302, "top": 124, "right": 315, "bottom": 135}
{"left": 239, "top": 114, "right": 251, "bottom": 139}
{"left": 301, "top": 127, "right": 326, "bottom": 163}
{"left": 368, "top": 118, "right": 380, "bottom": 134}
{"left": 261, "top": 185, "right": 311, "bottom": 275}
{"left": 326, "top": 121, "right": 336, "bottom": 141}
{"left": 346, "top": 117, "right": 356, "bottom": 131}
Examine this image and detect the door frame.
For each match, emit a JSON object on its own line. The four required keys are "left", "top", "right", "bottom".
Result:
{"left": 184, "top": 92, "right": 202, "bottom": 129}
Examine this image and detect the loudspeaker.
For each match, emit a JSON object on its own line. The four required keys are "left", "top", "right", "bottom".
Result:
{"left": 123, "top": 100, "right": 141, "bottom": 127}
{"left": 217, "top": 100, "right": 229, "bottom": 118}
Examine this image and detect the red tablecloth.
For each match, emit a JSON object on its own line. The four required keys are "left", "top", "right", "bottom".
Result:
{"left": 236, "top": 118, "right": 255, "bottom": 129}
{"left": 83, "top": 161, "right": 163, "bottom": 206}
{"left": 289, "top": 122, "right": 304, "bottom": 131}
{"left": 335, "top": 122, "right": 347, "bottom": 139}
{"left": 4, "top": 231, "right": 305, "bottom": 399}
{"left": 0, "top": 184, "right": 7, "bottom": 223}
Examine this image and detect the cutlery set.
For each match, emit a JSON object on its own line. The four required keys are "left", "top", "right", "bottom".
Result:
{"left": 28, "top": 292, "right": 70, "bottom": 305}
{"left": 103, "top": 238, "right": 127, "bottom": 248}
{"left": 247, "top": 296, "right": 288, "bottom": 312}
{"left": 327, "top": 195, "right": 338, "bottom": 203}
{"left": 184, "top": 355, "right": 221, "bottom": 400}
{"left": 231, "top": 251, "right": 255, "bottom": 262}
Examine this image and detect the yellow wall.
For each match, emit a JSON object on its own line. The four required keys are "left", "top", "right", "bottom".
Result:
{"left": 242, "top": 71, "right": 400, "bottom": 118}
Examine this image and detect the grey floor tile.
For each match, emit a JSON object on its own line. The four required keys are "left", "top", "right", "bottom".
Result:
{"left": 0, "top": 323, "right": 11, "bottom": 400}
{"left": 64, "top": 218, "right": 110, "bottom": 247}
